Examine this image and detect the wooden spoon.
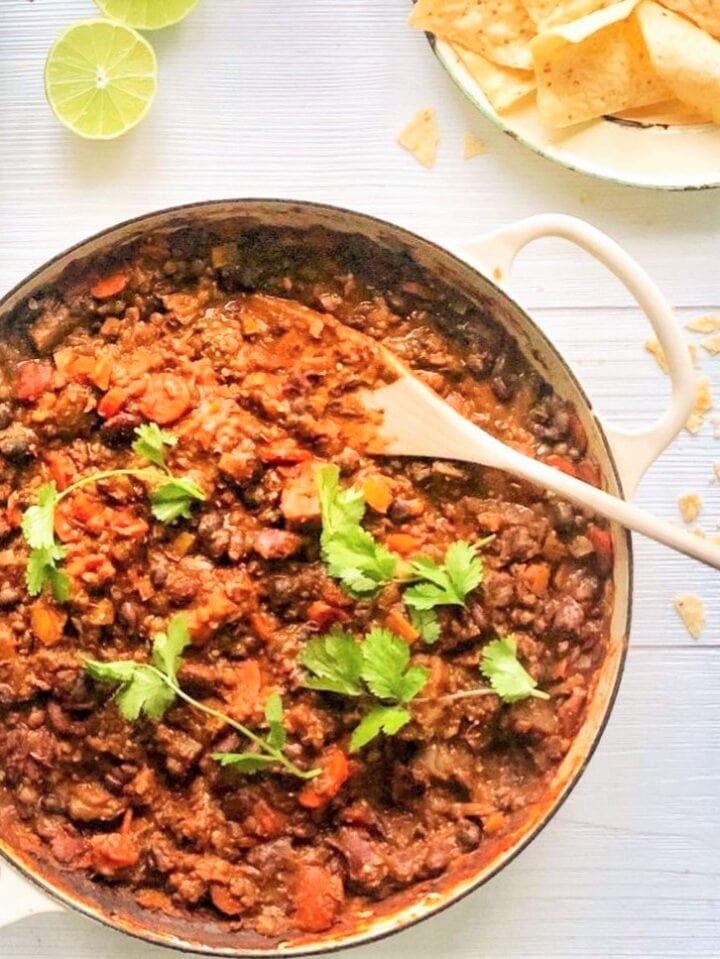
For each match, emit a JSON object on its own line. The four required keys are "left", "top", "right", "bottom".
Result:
{"left": 362, "top": 347, "right": 720, "bottom": 571}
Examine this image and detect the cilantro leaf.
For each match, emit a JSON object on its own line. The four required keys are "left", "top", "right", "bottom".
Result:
{"left": 444, "top": 541, "right": 484, "bottom": 598}
{"left": 152, "top": 613, "right": 191, "bottom": 683}
{"left": 26, "top": 543, "right": 68, "bottom": 600}
{"left": 350, "top": 704, "right": 411, "bottom": 752}
{"left": 211, "top": 752, "right": 277, "bottom": 773}
{"left": 85, "top": 660, "right": 175, "bottom": 721}
{"left": 150, "top": 476, "right": 205, "bottom": 522}
{"left": 360, "top": 627, "right": 428, "bottom": 704}
{"left": 300, "top": 630, "right": 364, "bottom": 696}
{"left": 133, "top": 422, "right": 177, "bottom": 468}
{"left": 405, "top": 541, "right": 483, "bottom": 610}
{"left": 316, "top": 465, "right": 397, "bottom": 597}
{"left": 317, "top": 463, "right": 365, "bottom": 535}
{"left": 264, "top": 692, "right": 286, "bottom": 750}
{"left": 22, "top": 482, "right": 59, "bottom": 550}
{"left": 480, "top": 636, "right": 550, "bottom": 703}
{"left": 410, "top": 607, "right": 440, "bottom": 645}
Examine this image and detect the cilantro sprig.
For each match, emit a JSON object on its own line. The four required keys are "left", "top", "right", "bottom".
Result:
{"left": 300, "top": 626, "right": 429, "bottom": 751}
{"left": 315, "top": 464, "right": 489, "bottom": 644}
{"left": 21, "top": 423, "right": 205, "bottom": 601}
{"left": 85, "top": 614, "right": 317, "bottom": 781}
{"left": 480, "top": 636, "right": 549, "bottom": 703}
{"left": 317, "top": 464, "right": 397, "bottom": 596}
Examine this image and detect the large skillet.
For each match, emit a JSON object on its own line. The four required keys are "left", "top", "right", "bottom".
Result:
{"left": 0, "top": 200, "right": 695, "bottom": 955}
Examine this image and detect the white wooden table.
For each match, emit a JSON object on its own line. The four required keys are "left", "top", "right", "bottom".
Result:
{"left": 1, "top": 1, "right": 719, "bottom": 956}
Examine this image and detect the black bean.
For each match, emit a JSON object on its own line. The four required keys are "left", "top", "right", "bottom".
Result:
{"left": 0, "top": 425, "right": 38, "bottom": 463}
{"left": 99, "top": 412, "right": 142, "bottom": 448}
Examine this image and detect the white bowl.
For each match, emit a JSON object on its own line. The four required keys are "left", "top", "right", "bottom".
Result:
{"left": 433, "top": 37, "right": 720, "bottom": 191}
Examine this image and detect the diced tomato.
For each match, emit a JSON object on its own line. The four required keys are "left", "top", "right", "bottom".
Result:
{"left": 587, "top": 524, "right": 614, "bottom": 561}
{"left": 307, "top": 600, "right": 347, "bottom": 630}
{"left": 544, "top": 453, "right": 579, "bottom": 478}
{"left": 280, "top": 462, "right": 320, "bottom": 525}
{"left": 227, "top": 660, "right": 262, "bottom": 721}
{"left": 386, "top": 531, "right": 422, "bottom": 556}
{"left": 110, "top": 507, "right": 149, "bottom": 540}
{"left": 249, "top": 610, "right": 276, "bottom": 643}
{"left": 259, "top": 438, "right": 313, "bottom": 465}
{"left": 362, "top": 474, "right": 393, "bottom": 514}
{"left": 14, "top": 360, "right": 53, "bottom": 402}
{"left": 246, "top": 798, "right": 287, "bottom": 839}
{"left": 254, "top": 528, "right": 303, "bottom": 560}
{"left": 576, "top": 459, "right": 601, "bottom": 488}
{"left": 293, "top": 864, "right": 344, "bottom": 932}
{"left": 98, "top": 387, "right": 130, "bottom": 418}
{"left": 138, "top": 373, "right": 193, "bottom": 425}
{"left": 567, "top": 413, "right": 588, "bottom": 454}
{"left": 91, "top": 272, "right": 128, "bottom": 300}
{"left": 298, "top": 748, "right": 350, "bottom": 810}
{"left": 89, "top": 354, "right": 113, "bottom": 391}
{"left": 89, "top": 831, "right": 139, "bottom": 875}
{"left": 46, "top": 450, "right": 76, "bottom": 490}
{"left": 385, "top": 609, "right": 419, "bottom": 643}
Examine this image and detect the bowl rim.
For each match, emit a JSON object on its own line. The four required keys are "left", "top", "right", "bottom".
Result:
{"left": 426, "top": 33, "right": 720, "bottom": 192}
{"left": 0, "top": 197, "right": 633, "bottom": 957}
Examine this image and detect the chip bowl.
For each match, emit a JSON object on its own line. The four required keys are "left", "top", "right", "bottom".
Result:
{"left": 431, "top": 36, "right": 720, "bottom": 190}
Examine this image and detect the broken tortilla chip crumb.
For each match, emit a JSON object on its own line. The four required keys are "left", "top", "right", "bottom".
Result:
{"left": 398, "top": 109, "right": 439, "bottom": 169}
{"left": 685, "top": 375, "right": 713, "bottom": 433}
{"left": 678, "top": 491, "right": 702, "bottom": 523}
{"left": 645, "top": 337, "right": 697, "bottom": 374}
{"left": 673, "top": 594, "right": 706, "bottom": 640}
{"left": 701, "top": 333, "right": 720, "bottom": 354}
{"left": 464, "top": 132, "right": 486, "bottom": 159}
{"left": 686, "top": 313, "right": 720, "bottom": 333}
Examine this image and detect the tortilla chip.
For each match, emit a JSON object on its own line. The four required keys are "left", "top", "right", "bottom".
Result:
{"left": 685, "top": 374, "right": 713, "bottom": 433}
{"left": 701, "top": 333, "right": 720, "bottom": 354}
{"left": 658, "top": 0, "right": 720, "bottom": 38}
{"left": 531, "top": 0, "right": 671, "bottom": 128}
{"left": 409, "top": 0, "right": 536, "bottom": 70}
{"left": 522, "top": 0, "right": 618, "bottom": 29}
{"left": 398, "top": 109, "right": 440, "bottom": 168}
{"left": 613, "top": 98, "right": 709, "bottom": 124}
{"left": 678, "top": 492, "right": 702, "bottom": 523}
{"left": 637, "top": 2, "right": 720, "bottom": 124}
{"left": 673, "top": 594, "right": 705, "bottom": 640}
{"left": 645, "top": 337, "right": 696, "bottom": 373}
{"left": 455, "top": 44, "right": 536, "bottom": 110}
{"left": 687, "top": 313, "right": 720, "bottom": 333}
{"left": 464, "top": 132, "right": 487, "bottom": 158}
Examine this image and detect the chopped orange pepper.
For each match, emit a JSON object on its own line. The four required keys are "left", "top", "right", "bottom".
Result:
{"left": 98, "top": 386, "right": 130, "bottom": 418}
{"left": 544, "top": 454, "right": 579, "bottom": 478}
{"left": 30, "top": 601, "right": 67, "bottom": 646}
{"left": 587, "top": 524, "right": 613, "bottom": 560}
{"left": 298, "top": 748, "right": 350, "bottom": 809}
{"left": 91, "top": 272, "right": 128, "bottom": 300}
{"left": 385, "top": 609, "right": 419, "bottom": 643}
{"left": 46, "top": 450, "right": 76, "bottom": 490}
{"left": 227, "top": 660, "right": 263, "bottom": 721}
{"left": 362, "top": 474, "right": 393, "bottom": 514}
{"left": 386, "top": 531, "right": 422, "bottom": 556}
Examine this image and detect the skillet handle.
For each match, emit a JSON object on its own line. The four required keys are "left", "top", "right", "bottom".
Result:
{"left": 0, "top": 860, "right": 63, "bottom": 927}
{"left": 456, "top": 214, "right": 696, "bottom": 498}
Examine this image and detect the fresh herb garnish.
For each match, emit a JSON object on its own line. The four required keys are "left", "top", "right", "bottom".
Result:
{"left": 86, "top": 614, "right": 317, "bottom": 780}
{"left": 301, "top": 625, "right": 429, "bottom": 751}
{"left": 21, "top": 423, "right": 205, "bottom": 601}
{"left": 480, "top": 636, "right": 549, "bottom": 703}
{"left": 132, "top": 422, "right": 177, "bottom": 468}
{"left": 299, "top": 630, "right": 365, "bottom": 696}
{"left": 404, "top": 541, "right": 484, "bottom": 611}
{"left": 316, "top": 464, "right": 397, "bottom": 596}
{"left": 409, "top": 607, "right": 440, "bottom": 645}
{"left": 149, "top": 476, "right": 205, "bottom": 522}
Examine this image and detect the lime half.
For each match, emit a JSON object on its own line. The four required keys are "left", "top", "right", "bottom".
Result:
{"left": 45, "top": 19, "right": 157, "bottom": 139}
{"left": 94, "top": 0, "right": 200, "bottom": 30}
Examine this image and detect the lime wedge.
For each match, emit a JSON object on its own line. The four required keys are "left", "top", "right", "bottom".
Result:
{"left": 45, "top": 20, "right": 157, "bottom": 139}
{"left": 94, "top": 0, "right": 200, "bottom": 30}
